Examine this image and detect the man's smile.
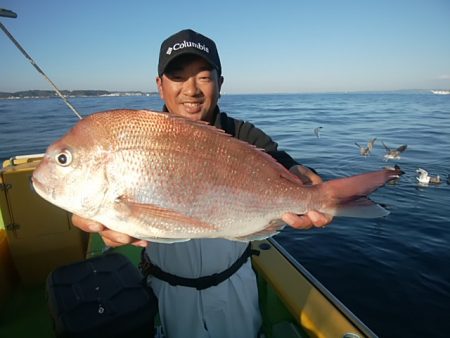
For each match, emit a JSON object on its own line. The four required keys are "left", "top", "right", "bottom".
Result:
{"left": 183, "top": 102, "right": 203, "bottom": 113}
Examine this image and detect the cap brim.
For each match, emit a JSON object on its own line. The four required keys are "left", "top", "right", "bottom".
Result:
{"left": 159, "top": 50, "right": 220, "bottom": 76}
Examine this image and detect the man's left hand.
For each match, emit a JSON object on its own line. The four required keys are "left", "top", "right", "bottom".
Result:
{"left": 282, "top": 165, "right": 333, "bottom": 229}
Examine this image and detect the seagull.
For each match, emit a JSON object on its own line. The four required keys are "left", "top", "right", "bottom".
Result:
{"left": 314, "top": 126, "right": 323, "bottom": 138}
{"left": 382, "top": 141, "right": 407, "bottom": 160}
{"left": 416, "top": 168, "right": 441, "bottom": 185}
{"left": 355, "top": 138, "right": 377, "bottom": 156}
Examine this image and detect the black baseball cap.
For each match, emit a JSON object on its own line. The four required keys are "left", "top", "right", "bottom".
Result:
{"left": 158, "top": 29, "right": 222, "bottom": 77}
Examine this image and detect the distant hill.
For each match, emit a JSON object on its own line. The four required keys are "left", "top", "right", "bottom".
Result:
{"left": 0, "top": 90, "right": 157, "bottom": 99}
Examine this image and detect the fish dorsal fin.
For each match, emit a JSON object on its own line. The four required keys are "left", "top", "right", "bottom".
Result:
{"left": 139, "top": 109, "right": 229, "bottom": 134}
{"left": 97, "top": 109, "right": 302, "bottom": 188}
{"left": 137, "top": 110, "right": 302, "bottom": 184}
{"left": 116, "top": 195, "right": 218, "bottom": 232}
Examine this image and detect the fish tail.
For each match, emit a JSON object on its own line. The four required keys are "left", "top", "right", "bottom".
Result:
{"left": 318, "top": 166, "right": 404, "bottom": 218}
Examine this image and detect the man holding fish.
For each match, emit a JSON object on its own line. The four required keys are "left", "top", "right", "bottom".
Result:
{"left": 34, "top": 29, "right": 399, "bottom": 337}
{"left": 67, "top": 29, "right": 330, "bottom": 338}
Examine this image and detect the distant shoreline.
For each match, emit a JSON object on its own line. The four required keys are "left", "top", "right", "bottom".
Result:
{"left": 0, "top": 90, "right": 158, "bottom": 100}
{"left": 1, "top": 89, "right": 447, "bottom": 100}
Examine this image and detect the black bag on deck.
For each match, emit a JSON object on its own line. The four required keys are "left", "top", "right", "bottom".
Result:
{"left": 46, "top": 252, "right": 157, "bottom": 338}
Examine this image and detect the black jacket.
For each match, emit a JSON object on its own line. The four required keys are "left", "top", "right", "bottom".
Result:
{"left": 213, "top": 109, "right": 299, "bottom": 170}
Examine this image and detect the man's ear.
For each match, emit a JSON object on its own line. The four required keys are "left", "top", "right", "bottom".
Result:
{"left": 218, "top": 76, "right": 224, "bottom": 97}
{"left": 156, "top": 76, "right": 164, "bottom": 99}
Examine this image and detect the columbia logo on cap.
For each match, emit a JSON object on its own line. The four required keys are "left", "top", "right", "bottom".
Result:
{"left": 166, "top": 40, "right": 210, "bottom": 56}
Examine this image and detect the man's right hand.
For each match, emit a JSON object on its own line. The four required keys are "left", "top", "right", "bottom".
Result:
{"left": 71, "top": 214, "right": 148, "bottom": 248}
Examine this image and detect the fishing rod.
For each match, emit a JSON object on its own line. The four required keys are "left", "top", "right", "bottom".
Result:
{"left": 0, "top": 8, "right": 82, "bottom": 119}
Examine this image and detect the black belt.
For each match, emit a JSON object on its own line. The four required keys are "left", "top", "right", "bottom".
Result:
{"left": 139, "top": 243, "right": 259, "bottom": 290}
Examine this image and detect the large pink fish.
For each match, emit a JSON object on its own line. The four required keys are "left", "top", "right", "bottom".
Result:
{"left": 32, "top": 109, "right": 402, "bottom": 242}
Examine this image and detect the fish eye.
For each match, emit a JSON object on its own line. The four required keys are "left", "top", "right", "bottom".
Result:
{"left": 55, "top": 149, "right": 72, "bottom": 167}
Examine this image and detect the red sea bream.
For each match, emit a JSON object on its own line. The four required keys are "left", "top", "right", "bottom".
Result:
{"left": 32, "top": 109, "right": 403, "bottom": 242}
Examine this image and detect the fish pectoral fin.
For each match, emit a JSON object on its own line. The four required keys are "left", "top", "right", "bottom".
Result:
{"left": 116, "top": 196, "right": 217, "bottom": 231}
{"left": 231, "top": 219, "right": 286, "bottom": 241}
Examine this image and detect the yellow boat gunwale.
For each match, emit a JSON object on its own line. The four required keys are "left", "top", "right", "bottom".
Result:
{"left": 253, "top": 238, "right": 377, "bottom": 338}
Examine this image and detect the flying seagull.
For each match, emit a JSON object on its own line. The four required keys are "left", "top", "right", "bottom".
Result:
{"left": 382, "top": 141, "right": 407, "bottom": 160}
{"left": 355, "top": 138, "right": 377, "bottom": 156}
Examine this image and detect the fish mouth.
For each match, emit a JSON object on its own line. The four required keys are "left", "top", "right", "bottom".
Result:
{"left": 31, "top": 175, "right": 49, "bottom": 198}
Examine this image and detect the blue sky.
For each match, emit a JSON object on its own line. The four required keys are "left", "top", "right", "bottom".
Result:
{"left": 1, "top": 0, "right": 449, "bottom": 93}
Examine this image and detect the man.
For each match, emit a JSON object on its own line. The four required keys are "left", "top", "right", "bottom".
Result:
{"left": 72, "top": 29, "right": 331, "bottom": 338}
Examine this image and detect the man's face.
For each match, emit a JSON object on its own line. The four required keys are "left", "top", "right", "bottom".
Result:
{"left": 156, "top": 55, "right": 223, "bottom": 123}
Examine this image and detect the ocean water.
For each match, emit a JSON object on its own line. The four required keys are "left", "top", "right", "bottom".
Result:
{"left": 1, "top": 93, "right": 449, "bottom": 337}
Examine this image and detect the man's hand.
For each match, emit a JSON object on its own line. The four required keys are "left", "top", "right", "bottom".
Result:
{"left": 282, "top": 165, "right": 333, "bottom": 229}
{"left": 71, "top": 214, "right": 148, "bottom": 248}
